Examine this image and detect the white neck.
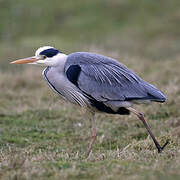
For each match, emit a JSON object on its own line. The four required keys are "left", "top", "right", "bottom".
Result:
{"left": 47, "top": 53, "right": 68, "bottom": 67}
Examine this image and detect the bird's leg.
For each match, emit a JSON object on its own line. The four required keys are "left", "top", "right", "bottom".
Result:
{"left": 127, "top": 107, "right": 169, "bottom": 153}
{"left": 86, "top": 113, "right": 97, "bottom": 157}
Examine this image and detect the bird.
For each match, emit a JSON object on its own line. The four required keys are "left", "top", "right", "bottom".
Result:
{"left": 11, "top": 46, "right": 169, "bottom": 156}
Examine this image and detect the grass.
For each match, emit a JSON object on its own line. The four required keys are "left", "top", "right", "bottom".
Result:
{"left": 0, "top": 0, "right": 180, "bottom": 179}
{"left": 0, "top": 56, "right": 180, "bottom": 180}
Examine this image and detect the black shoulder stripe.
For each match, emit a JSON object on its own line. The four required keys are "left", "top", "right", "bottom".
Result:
{"left": 66, "top": 65, "right": 81, "bottom": 86}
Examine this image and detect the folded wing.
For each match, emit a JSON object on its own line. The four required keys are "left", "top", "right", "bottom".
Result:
{"left": 65, "top": 52, "right": 166, "bottom": 103}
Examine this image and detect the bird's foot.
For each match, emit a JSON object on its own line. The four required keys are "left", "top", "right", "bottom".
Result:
{"left": 157, "top": 139, "right": 169, "bottom": 153}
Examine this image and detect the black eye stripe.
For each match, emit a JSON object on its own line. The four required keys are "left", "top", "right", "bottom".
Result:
{"left": 40, "top": 48, "right": 60, "bottom": 57}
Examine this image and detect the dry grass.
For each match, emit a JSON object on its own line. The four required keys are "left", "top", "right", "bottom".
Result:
{"left": 0, "top": 53, "right": 180, "bottom": 180}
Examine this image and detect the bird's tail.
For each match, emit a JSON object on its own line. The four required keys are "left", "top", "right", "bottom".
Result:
{"left": 143, "top": 81, "right": 166, "bottom": 102}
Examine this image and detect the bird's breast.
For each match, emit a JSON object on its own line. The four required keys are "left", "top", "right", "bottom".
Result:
{"left": 42, "top": 67, "right": 89, "bottom": 107}
{"left": 43, "top": 67, "right": 64, "bottom": 97}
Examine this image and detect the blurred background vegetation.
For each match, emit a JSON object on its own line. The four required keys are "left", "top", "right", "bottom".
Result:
{"left": 1, "top": 0, "right": 180, "bottom": 63}
{"left": 0, "top": 0, "right": 180, "bottom": 179}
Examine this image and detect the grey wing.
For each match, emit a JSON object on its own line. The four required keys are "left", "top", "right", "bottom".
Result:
{"left": 65, "top": 52, "right": 166, "bottom": 103}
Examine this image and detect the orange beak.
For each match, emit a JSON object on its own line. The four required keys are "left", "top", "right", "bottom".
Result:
{"left": 10, "top": 56, "right": 39, "bottom": 64}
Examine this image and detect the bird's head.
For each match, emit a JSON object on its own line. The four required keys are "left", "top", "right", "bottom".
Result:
{"left": 11, "top": 46, "right": 67, "bottom": 67}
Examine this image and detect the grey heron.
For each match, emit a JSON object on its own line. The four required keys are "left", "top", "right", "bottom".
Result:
{"left": 11, "top": 46, "right": 168, "bottom": 156}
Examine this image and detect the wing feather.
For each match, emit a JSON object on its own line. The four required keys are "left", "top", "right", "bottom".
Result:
{"left": 65, "top": 52, "right": 166, "bottom": 102}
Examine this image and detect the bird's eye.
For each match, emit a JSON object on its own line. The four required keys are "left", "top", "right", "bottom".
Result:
{"left": 42, "top": 55, "right": 47, "bottom": 59}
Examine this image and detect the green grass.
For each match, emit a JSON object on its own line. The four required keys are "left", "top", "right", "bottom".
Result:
{"left": 0, "top": 0, "right": 180, "bottom": 179}
{"left": 0, "top": 63, "right": 179, "bottom": 180}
